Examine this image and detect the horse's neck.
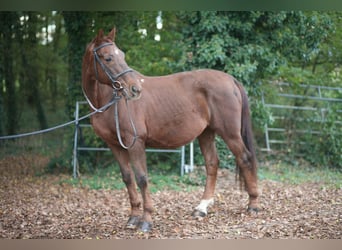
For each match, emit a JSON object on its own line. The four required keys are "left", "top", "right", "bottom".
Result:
{"left": 84, "top": 79, "right": 112, "bottom": 108}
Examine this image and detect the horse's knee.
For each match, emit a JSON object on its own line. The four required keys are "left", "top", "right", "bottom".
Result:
{"left": 121, "top": 170, "right": 134, "bottom": 186}
{"left": 136, "top": 174, "right": 148, "bottom": 190}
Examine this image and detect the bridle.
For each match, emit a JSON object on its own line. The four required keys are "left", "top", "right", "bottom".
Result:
{"left": 83, "top": 41, "right": 138, "bottom": 150}
{"left": 93, "top": 42, "right": 133, "bottom": 92}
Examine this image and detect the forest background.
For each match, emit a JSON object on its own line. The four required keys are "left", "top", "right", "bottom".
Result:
{"left": 0, "top": 11, "right": 341, "bottom": 177}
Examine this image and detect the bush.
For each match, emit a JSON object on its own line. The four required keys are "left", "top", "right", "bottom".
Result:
{"left": 299, "top": 106, "right": 342, "bottom": 169}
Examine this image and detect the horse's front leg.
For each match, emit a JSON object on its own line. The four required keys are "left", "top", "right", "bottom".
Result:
{"left": 128, "top": 142, "right": 153, "bottom": 233}
{"left": 110, "top": 145, "right": 142, "bottom": 229}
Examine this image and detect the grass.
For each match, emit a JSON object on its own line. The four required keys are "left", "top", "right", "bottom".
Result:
{"left": 57, "top": 159, "right": 342, "bottom": 192}
{"left": 258, "top": 160, "right": 342, "bottom": 189}
{"left": 58, "top": 163, "right": 206, "bottom": 193}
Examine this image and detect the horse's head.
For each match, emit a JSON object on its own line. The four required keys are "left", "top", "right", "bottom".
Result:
{"left": 83, "top": 28, "right": 142, "bottom": 99}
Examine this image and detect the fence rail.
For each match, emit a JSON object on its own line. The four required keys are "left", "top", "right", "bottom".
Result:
{"left": 261, "top": 82, "right": 342, "bottom": 152}
{"left": 72, "top": 101, "right": 194, "bottom": 178}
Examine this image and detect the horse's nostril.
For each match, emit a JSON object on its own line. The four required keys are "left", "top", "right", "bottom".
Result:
{"left": 131, "top": 85, "right": 141, "bottom": 93}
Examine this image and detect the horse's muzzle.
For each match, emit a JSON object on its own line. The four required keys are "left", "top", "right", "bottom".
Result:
{"left": 130, "top": 85, "right": 142, "bottom": 99}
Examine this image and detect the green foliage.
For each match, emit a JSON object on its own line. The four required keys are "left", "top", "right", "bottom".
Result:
{"left": 62, "top": 11, "right": 93, "bottom": 118}
{"left": 61, "top": 164, "right": 125, "bottom": 190}
{"left": 259, "top": 160, "right": 342, "bottom": 188}
{"left": 1, "top": 11, "right": 341, "bottom": 177}
{"left": 0, "top": 12, "right": 19, "bottom": 134}
{"left": 251, "top": 98, "right": 275, "bottom": 133}
{"left": 265, "top": 64, "right": 342, "bottom": 170}
{"left": 146, "top": 151, "right": 181, "bottom": 173}
{"left": 61, "top": 161, "right": 206, "bottom": 193}
{"left": 62, "top": 158, "right": 342, "bottom": 192}
{"left": 302, "top": 106, "right": 342, "bottom": 169}
{"left": 122, "top": 12, "right": 184, "bottom": 75}
{"left": 188, "top": 137, "right": 235, "bottom": 171}
{"left": 179, "top": 11, "right": 333, "bottom": 88}
{"left": 214, "top": 137, "right": 235, "bottom": 170}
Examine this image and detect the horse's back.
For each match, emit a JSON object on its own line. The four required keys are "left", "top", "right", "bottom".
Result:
{"left": 135, "top": 69, "right": 242, "bottom": 148}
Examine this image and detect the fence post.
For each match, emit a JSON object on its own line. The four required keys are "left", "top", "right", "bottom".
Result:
{"left": 261, "top": 92, "right": 271, "bottom": 151}
{"left": 261, "top": 82, "right": 342, "bottom": 152}
{"left": 73, "top": 101, "right": 191, "bottom": 178}
{"left": 72, "top": 101, "right": 80, "bottom": 178}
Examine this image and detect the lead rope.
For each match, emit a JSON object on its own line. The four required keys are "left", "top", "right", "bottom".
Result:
{"left": 114, "top": 93, "right": 138, "bottom": 149}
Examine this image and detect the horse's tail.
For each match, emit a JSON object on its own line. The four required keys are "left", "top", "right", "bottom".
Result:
{"left": 234, "top": 79, "right": 257, "bottom": 173}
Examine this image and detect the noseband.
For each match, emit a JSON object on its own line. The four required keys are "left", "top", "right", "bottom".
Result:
{"left": 93, "top": 42, "right": 133, "bottom": 91}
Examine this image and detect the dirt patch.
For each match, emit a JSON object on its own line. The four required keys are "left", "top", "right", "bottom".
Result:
{"left": 0, "top": 154, "right": 341, "bottom": 239}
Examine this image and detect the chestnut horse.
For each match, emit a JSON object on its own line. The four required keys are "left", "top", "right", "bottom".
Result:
{"left": 82, "top": 28, "right": 259, "bottom": 232}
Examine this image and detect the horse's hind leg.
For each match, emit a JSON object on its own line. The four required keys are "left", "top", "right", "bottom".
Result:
{"left": 192, "top": 128, "right": 219, "bottom": 217}
{"left": 223, "top": 135, "right": 259, "bottom": 211}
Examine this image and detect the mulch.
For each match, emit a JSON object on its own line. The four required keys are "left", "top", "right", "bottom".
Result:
{"left": 0, "top": 154, "right": 341, "bottom": 239}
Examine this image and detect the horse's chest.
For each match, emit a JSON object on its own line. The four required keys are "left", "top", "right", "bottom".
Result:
{"left": 90, "top": 115, "right": 115, "bottom": 141}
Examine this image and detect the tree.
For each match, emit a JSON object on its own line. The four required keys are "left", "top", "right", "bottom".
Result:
{"left": 178, "top": 12, "right": 333, "bottom": 127}
{"left": 62, "top": 11, "right": 93, "bottom": 118}
{"left": 21, "top": 12, "right": 48, "bottom": 129}
{"left": 306, "top": 12, "right": 342, "bottom": 76}
{"left": 41, "top": 11, "right": 66, "bottom": 108}
{"left": 0, "top": 12, "right": 19, "bottom": 134}
{"left": 179, "top": 11, "right": 333, "bottom": 89}
{"left": 119, "top": 11, "right": 184, "bottom": 76}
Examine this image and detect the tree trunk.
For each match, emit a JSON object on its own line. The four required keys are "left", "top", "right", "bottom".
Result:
{"left": 49, "top": 13, "right": 63, "bottom": 108}
{"left": 0, "top": 49, "right": 4, "bottom": 135}
{"left": 24, "top": 12, "right": 48, "bottom": 129}
{"left": 0, "top": 12, "right": 18, "bottom": 135}
{"left": 62, "top": 11, "right": 93, "bottom": 118}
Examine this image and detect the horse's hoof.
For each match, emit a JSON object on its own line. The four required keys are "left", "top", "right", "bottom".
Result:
{"left": 191, "top": 209, "right": 207, "bottom": 218}
{"left": 126, "top": 216, "right": 141, "bottom": 229}
{"left": 138, "top": 221, "right": 153, "bottom": 233}
{"left": 247, "top": 206, "right": 259, "bottom": 214}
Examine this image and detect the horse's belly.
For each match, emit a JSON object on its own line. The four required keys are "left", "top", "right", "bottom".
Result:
{"left": 145, "top": 117, "right": 207, "bottom": 149}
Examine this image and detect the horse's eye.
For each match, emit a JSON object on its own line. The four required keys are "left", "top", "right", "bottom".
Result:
{"left": 105, "top": 57, "right": 112, "bottom": 62}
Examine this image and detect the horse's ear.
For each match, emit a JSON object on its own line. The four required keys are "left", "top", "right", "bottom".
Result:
{"left": 95, "top": 29, "right": 104, "bottom": 43}
{"left": 108, "top": 27, "right": 116, "bottom": 41}
{"left": 97, "top": 29, "right": 104, "bottom": 38}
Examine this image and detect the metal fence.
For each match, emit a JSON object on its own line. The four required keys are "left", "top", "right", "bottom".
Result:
{"left": 261, "top": 82, "right": 342, "bottom": 152}
{"left": 72, "top": 83, "right": 342, "bottom": 175}
{"left": 72, "top": 101, "right": 194, "bottom": 178}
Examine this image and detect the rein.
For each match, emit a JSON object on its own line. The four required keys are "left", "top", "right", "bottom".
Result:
{"left": 114, "top": 93, "right": 138, "bottom": 150}
{"left": 82, "top": 42, "right": 138, "bottom": 149}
